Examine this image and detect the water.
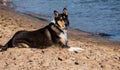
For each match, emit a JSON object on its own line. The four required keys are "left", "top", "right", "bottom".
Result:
{"left": 10, "top": 0, "right": 120, "bottom": 42}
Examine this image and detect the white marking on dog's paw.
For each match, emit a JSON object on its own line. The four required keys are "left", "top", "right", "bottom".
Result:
{"left": 68, "top": 47, "right": 84, "bottom": 52}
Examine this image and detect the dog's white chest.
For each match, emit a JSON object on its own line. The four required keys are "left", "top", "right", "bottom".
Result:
{"left": 59, "top": 30, "right": 68, "bottom": 45}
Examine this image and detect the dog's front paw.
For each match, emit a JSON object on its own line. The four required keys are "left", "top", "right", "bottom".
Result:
{"left": 68, "top": 47, "right": 84, "bottom": 52}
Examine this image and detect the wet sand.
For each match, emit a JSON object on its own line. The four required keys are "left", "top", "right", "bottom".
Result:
{"left": 0, "top": 6, "right": 120, "bottom": 70}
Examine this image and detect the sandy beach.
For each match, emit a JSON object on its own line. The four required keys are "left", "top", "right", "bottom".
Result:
{"left": 0, "top": 5, "right": 120, "bottom": 70}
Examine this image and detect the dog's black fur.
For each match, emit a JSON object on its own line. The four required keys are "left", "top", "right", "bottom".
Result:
{"left": 0, "top": 8, "right": 69, "bottom": 52}
{"left": 61, "top": 9, "right": 69, "bottom": 27}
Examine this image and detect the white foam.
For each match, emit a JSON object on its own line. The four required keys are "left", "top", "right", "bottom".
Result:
{"left": 68, "top": 47, "right": 84, "bottom": 52}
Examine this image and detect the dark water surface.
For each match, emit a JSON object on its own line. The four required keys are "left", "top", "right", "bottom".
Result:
{"left": 10, "top": 0, "right": 120, "bottom": 42}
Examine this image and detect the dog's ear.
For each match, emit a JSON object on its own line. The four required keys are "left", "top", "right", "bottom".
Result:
{"left": 54, "top": 10, "right": 59, "bottom": 18}
{"left": 63, "top": 8, "right": 68, "bottom": 15}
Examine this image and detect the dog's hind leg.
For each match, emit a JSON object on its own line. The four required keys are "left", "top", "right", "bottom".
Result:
{"left": 14, "top": 40, "right": 31, "bottom": 48}
{"left": 0, "top": 31, "right": 25, "bottom": 52}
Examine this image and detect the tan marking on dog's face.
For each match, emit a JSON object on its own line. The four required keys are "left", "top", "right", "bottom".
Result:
{"left": 57, "top": 21, "right": 65, "bottom": 29}
{"left": 57, "top": 17, "right": 65, "bottom": 29}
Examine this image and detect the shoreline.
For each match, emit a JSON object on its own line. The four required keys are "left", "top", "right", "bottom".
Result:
{"left": 0, "top": 5, "right": 120, "bottom": 70}
{"left": 2, "top": 1, "right": 120, "bottom": 42}
{"left": 1, "top": 6, "right": 120, "bottom": 47}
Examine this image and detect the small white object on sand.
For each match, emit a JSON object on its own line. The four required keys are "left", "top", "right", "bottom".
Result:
{"left": 68, "top": 47, "right": 84, "bottom": 52}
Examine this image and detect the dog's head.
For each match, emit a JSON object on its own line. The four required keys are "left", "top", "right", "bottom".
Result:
{"left": 53, "top": 8, "right": 69, "bottom": 29}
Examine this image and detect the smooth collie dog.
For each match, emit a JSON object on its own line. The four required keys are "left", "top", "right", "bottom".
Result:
{"left": 0, "top": 8, "right": 83, "bottom": 52}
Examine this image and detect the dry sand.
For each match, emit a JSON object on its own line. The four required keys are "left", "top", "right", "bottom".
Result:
{"left": 0, "top": 6, "right": 120, "bottom": 70}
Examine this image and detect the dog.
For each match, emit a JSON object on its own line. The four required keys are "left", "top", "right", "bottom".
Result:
{"left": 0, "top": 8, "right": 84, "bottom": 52}
{"left": 51, "top": 8, "right": 84, "bottom": 52}
{"left": 0, "top": 9, "right": 70, "bottom": 52}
